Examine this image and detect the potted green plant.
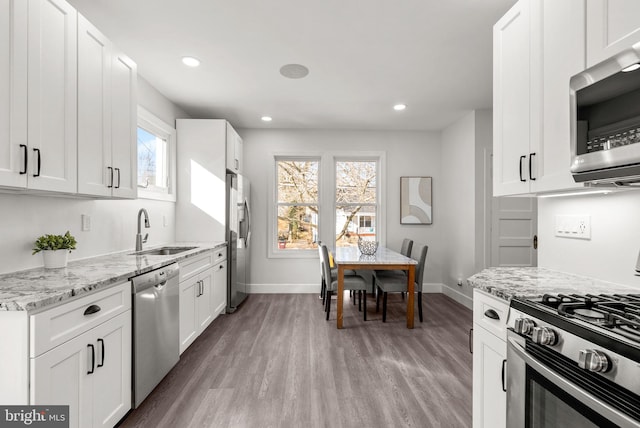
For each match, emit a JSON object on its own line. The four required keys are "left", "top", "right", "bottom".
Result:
{"left": 32, "top": 231, "right": 77, "bottom": 269}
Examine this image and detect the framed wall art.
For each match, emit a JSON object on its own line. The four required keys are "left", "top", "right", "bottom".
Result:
{"left": 400, "top": 176, "right": 432, "bottom": 225}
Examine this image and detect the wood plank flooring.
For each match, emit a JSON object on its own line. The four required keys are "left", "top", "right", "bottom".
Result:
{"left": 117, "top": 292, "right": 473, "bottom": 428}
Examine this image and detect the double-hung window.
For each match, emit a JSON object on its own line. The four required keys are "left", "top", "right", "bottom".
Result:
{"left": 136, "top": 106, "right": 176, "bottom": 201}
{"left": 270, "top": 153, "right": 384, "bottom": 257}
{"left": 274, "top": 158, "right": 320, "bottom": 253}
{"left": 335, "top": 160, "right": 378, "bottom": 247}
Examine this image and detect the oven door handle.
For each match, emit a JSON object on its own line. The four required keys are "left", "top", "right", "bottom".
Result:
{"left": 508, "top": 337, "right": 640, "bottom": 428}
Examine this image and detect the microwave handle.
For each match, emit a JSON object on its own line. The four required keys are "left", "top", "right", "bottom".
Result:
{"left": 508, "top": 337, "right": 640, "bottom": 428}
{"left": 519, "top": 155, "right": 526, "bottom": 182}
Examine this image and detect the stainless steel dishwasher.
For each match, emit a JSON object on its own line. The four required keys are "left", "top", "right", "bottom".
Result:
{"left": 131, "top": 263, "right": 180, "bottom": 408}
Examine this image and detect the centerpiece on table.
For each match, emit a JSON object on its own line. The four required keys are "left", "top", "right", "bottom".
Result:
{"left": 32, "top": 231, "right": 77, "bottom": 269}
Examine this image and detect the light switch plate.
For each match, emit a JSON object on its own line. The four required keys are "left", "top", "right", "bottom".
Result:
{"left": 555, "top": 215, "right": 590, "bottom": 240}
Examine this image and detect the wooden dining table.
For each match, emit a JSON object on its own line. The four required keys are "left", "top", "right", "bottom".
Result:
{"left": 334, "top": 246, "right": 418, "bottom": 329}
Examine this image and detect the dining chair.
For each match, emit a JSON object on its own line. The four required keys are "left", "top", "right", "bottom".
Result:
{"left": 372, "top": 238, "right": 413, "bottom": 299}
{"left": 320, "top": 244, "right": 369, "bottom": 321}
{"left": 317, "top": 241, "right": 357, "bottom": 306}
{"left": 375, "top": 244, "right": 428, "bottom": 322}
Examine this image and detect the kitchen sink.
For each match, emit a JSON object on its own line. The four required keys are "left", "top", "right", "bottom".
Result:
{"left": 131, "top": 246, "right": 198, "bottom": 256}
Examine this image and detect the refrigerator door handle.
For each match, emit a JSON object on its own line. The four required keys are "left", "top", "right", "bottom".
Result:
{"left": 244, "top": 199, "right": 251, "bottom": 248}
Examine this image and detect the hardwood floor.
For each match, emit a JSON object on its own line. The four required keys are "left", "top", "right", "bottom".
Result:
{"left": 118, "top": 292, "right": 473, "bottom": 428}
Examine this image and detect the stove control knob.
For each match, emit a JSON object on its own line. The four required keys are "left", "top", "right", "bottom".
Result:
{"left": 531, "top": 327, "right": 557, "bottom": 346}
{"left": 514, "top": 318, "right": 536, "bottom": 335}
{"left": 578, "top": 350, "right": 610, "bottom": 373}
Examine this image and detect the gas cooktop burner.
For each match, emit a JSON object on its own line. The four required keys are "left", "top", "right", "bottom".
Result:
{"left": 535, "top": 293, "right": 640, "bottom": 339}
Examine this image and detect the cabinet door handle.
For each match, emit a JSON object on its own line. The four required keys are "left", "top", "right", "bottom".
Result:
{"left": 519, "top": 155, "right": 526, "bottom": 182}
{"left": 87, "top": 344, "right": 95, "bottom": 374}
{"left": 107, "top": 167, "right": 113, "bottom": 188}
{"left": 501, "top": 359, "right": 507, "bottom": 392}
{"left": 84, "top": 304, "right": 101, "bottom": 316}
{"left": 97, "top": 338, "right": 105, "bottom": 368}
{"left": 484, "top": 309, "right": 500, "bottom": 320}
{"left": 235, "top": 159, "right": 239, "bottom": 170}
{"left": 33, "top": 148, "right": 41, "bottom": 177}
{"left": 115, "top": 168, "right": 121, "bottom": 188}
{"left": 219, "top": 264, "right": 224, "bottom": 270}
{"left": 469, "top": 328, "right": 473, "bottom": 354}
{"left": 529, "top": 153, "right": 536, "bottom": 180}
{"left": 20, "top": 144, "right": 27, "bottom": 174}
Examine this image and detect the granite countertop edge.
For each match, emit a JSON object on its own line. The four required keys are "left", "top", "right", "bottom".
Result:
{"left": 0, "top": 242, "right": 227, "bottom": 312}
{"left": 467, "top": 266, "right": 638, "bottom": 303}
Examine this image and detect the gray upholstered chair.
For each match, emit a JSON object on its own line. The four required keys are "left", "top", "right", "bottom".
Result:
{"left": 375, "top": 244, "right": 428, "bottom": 322}
{"left": 317, "top": 241, "right": 356, "bottom": 306}
{"left": 320, "top": 244, "right": 369, "bottom": 321}
{"left": 374, "top": 238, "right": 413, "bottom": 279}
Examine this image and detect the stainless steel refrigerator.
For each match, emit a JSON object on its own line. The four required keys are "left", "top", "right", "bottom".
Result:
{"left": 226, "top": 172, "right": 250, "bottom": 313}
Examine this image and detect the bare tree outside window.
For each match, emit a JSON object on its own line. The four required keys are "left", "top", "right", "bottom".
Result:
{"left": 335, "top": 161, "right": 377, "bottom": 247}
{"left": 277, "top": 160, "right": 319, "bottom": 250}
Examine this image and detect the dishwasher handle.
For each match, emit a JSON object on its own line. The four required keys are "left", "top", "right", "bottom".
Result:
{"left": 132, "top": 263, "right": 179, "bottom": 292}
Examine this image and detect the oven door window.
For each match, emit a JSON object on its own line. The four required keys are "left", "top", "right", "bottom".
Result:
{"left": 526, "top": 366, "right": 619, "bottom": 428}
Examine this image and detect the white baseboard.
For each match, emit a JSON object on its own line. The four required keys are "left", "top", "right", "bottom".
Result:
{"left": 441, "top": 285, "right": 473, "bottom": 309}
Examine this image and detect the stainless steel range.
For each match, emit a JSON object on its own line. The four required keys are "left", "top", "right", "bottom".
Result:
{"left": 507, "top": 293, "right": 640, "bottom": 428}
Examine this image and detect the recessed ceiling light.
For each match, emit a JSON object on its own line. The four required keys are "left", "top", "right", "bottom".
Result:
{"left": 622, "top": 63, "right": 640, "bottom": 72}
{"left": 182, "top": 56, "right": 201, "bottom": 67}
{"left": 261, "top": 116, "right": 273, "bottom": 122}
{"left": 279, "top": 64, "right": 309, "bottom": 79}
{"left": 393, "top": 104, "right": 407, "bottom": 111}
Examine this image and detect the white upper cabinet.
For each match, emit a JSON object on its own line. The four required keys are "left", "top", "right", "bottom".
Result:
{"left": 493, "top": 0, "right": 585, "bottom": 196}
{"left": 77, "top": 15, "right": 111, "bottom": 197}
{"left": 77, "top": 15, "right": 137, "bottom": 199}
{"left": 109, "top": 49, "right": 137, "bottom": 198}
{"left": 27, "top": 0, "right": 77, "bottom": 193}
{"left": 1, "top": 0, "right": 136, "bottom": 198}
{"left": 226, "top": 122, "right": 243, "bottom": 174}
{"left": 586, "top": 0, "right": 640, "bottom": 68}
{"left": 532, "top": 0, "right": 585, "bottom": 193}
{"left": 0, "top": 0, "right": 28, "bottom": 189}
{"left": 493, "top": 0, "right": 532, "bottom": 196}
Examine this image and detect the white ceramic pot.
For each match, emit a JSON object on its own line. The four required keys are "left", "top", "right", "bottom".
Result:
{"left": 42, "top": 250, "right": 69, "bottom": 269}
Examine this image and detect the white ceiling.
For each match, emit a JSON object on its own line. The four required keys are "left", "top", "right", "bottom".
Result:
{"left": 68, "top": 0, "right": 516, "bottom": 131}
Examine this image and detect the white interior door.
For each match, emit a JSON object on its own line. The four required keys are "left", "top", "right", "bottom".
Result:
{"left": 491, "top": 196, "right": 537, "bottom": 267}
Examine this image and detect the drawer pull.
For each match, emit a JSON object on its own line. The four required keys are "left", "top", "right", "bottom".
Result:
{"left": 484, "top": 309, "right": 500, "bottom": 320}
{"left": 84, "top": 304, "right": 101, "bottom": 316}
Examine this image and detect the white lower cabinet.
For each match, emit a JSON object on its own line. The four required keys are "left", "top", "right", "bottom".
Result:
{"left": 28, "top": 281, "right": 131, "bottom": 428}
{"left": 179, "top": 249, "right": 227, "bottom": 354}
{"left": 31, "top": 311, "right": 131, "bottom": 428}
{"left": 472, "top": 289, "right": 509, "bottom": 428}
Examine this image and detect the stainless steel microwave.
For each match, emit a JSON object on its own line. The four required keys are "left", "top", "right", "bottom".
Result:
{"left": 570, "top": 44, "right": 640, "bottom": 185}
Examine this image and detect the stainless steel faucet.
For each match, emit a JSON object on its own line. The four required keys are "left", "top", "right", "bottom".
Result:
{"left": 136, "top": 208, "right": 150, "bottom": 251}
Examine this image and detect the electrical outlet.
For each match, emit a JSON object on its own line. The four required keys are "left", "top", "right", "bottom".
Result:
{"left": 81, "top": 214, "right": 91, "bottom": 232}
{"left": 555, "top": 215, "right": 590, "bottom": 240}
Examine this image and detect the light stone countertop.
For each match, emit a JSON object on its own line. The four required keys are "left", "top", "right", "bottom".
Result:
{"left": 467, "top": 267, "right": 638, "bottom": 303}
{"left": 0, "top": 242, "right": 226, "bottom": 312}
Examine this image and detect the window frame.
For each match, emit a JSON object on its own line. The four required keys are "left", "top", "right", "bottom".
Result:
{"left": 136, "top": 106, "right": 176, "bottom": 202}
{"left": 269, "top": 155, "right": 322, "bottom": 259}
{"left": 332, "top": 155, "right": 385, "bottom": 249}
{"left": 268, "top": 151, "right": 386, "bottom": 259}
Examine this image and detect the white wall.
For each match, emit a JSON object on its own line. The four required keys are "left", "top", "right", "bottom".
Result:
{"left": 440, "top": 110, "right": 492, "bottom": 307}
{"left": 0, "top": 76, "right": 188, "bottom": 274}
{"left": 239, "top": 128, "right": 443, "bottom": 293}
{"left": 538, "top": 191, "right": 640, "bottom": 288}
